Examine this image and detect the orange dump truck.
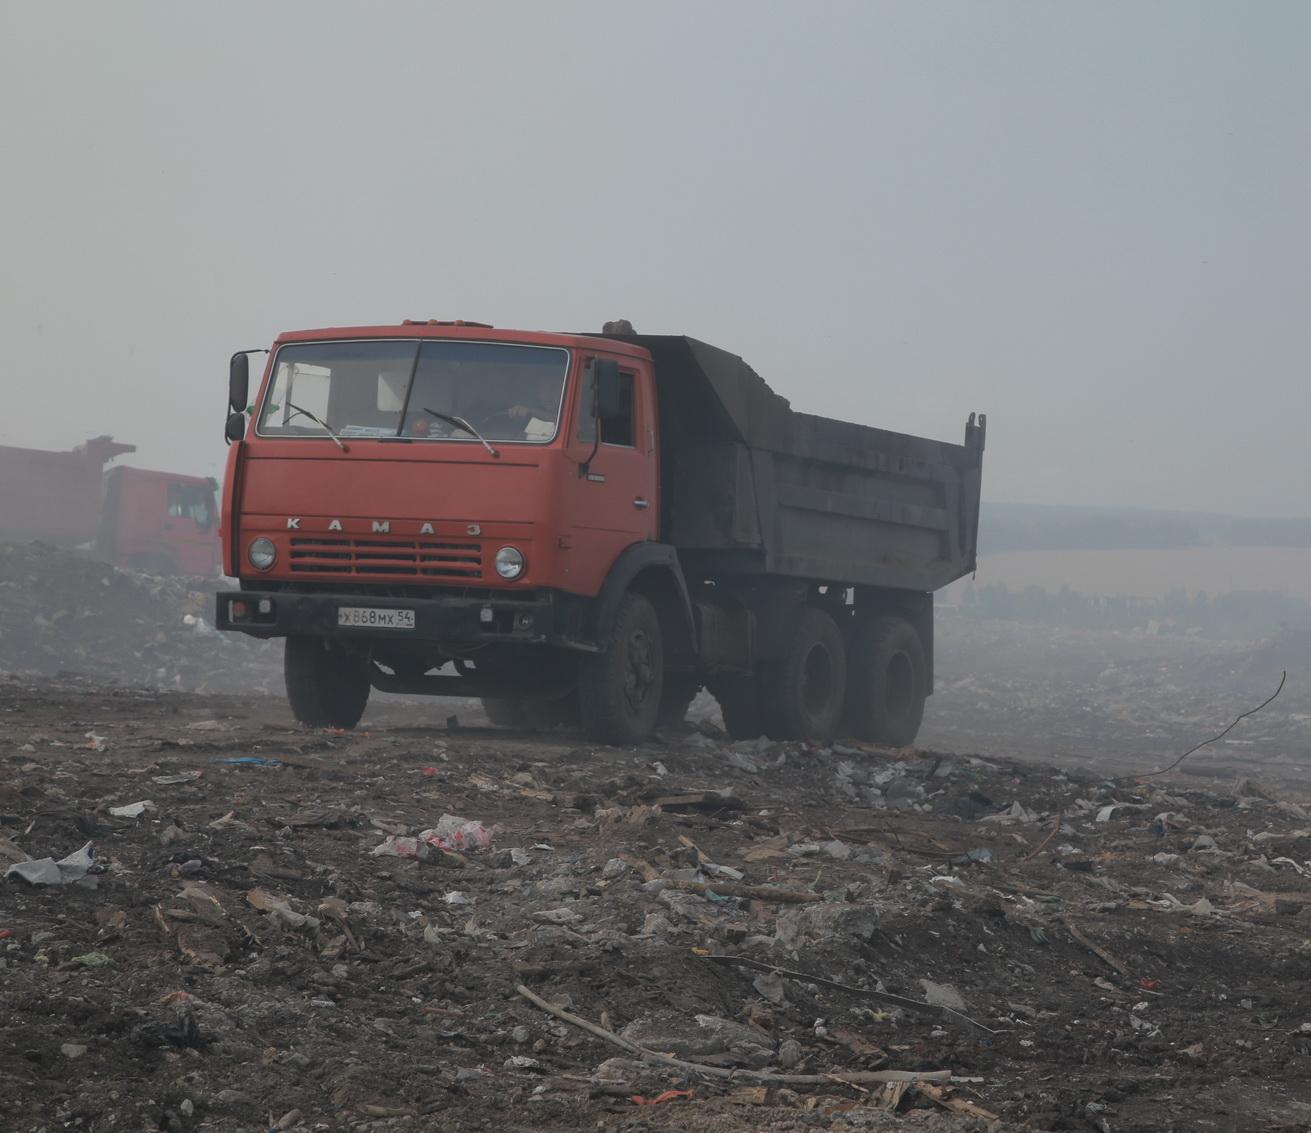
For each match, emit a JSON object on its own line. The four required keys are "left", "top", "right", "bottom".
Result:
{"left": 216, "top": 320, "right": 985, "bottom": 745}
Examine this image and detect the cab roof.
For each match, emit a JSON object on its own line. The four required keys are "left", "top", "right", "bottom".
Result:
{"left": 273, "top": 322, "right": 654, "bottom": 363}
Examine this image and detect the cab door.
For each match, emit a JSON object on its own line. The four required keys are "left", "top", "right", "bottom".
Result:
{"left": 559, "top": 357, "right": 657, "bottom": 595}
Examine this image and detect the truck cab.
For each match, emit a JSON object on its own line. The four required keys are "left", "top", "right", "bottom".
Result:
{"left": 99, "top": 467, "right": 221, "bottom": 576}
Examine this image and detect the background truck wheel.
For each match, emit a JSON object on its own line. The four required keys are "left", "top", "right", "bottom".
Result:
{"left": 579, "top": 592, "right": 663, "bottom": 745}
{"left": 284, "top": 636, "right": 370, "bottom": 729}
{"left": 759, "top": 607, "right": 847, "bottom": 743}
{"left": 656, "top": 674, "right": 700, "bottom": 732}
{"left": 845, "top": 615, "right": 927, "bottom": 746}
{"left": 709, "top": 675, "right": 766, "bottom": 739}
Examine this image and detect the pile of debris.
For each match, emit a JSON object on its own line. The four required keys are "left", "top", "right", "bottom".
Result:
{"left": 0, "top": 541, "right": 280, "bottom": 693}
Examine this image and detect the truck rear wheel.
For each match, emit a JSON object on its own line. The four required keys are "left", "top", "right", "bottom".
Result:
{"left": 284, "top": 636, "right": 370, "bottom": 729}
{"left": 759, "top": 607, "right": 847, "bottom": 743}
{"left": 845, "top": 616, "right": 927, "bottom": 746}
{"left": 579, "top": 592, "right": 663, "bottom": 745}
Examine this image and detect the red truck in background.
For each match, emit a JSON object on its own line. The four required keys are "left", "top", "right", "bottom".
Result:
{"left": 0, "top": 437, "right": 221, "bottom": 576}
{"left": 216, "top": 320, "right": 985, "bottom": 745}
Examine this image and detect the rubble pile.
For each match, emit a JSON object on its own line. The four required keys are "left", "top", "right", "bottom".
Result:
{"left": 0, "top": 542, "right": 280, "bottom": 693}
{"left": 4, "top": 682, "right": 1311, "bottom": 1129}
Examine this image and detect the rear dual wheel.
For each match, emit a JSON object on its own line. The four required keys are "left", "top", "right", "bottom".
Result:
{"left": 760, "top": 607, "right": 847, "bottom": 743}
{"left": 712, "top": 608, "right": 847, "bottom": 744}
{"left": 845, "top": 615, "right": 927, "bottom": 746}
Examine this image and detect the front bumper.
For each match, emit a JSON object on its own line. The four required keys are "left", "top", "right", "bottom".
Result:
{"left": 215, "top": 588, "right": 561, "bottom": 647}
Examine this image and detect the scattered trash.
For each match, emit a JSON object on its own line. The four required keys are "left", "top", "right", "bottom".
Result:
{"left": 371, "top": 814, "right": 493, "bottom": 858}
{"left": 981, "top": 801, "right": 1040, "bottom": 825}
{"left": 954, "top": 847, "right": 993, "bottom": 865}
{"left": 108, "top": 800, "right": 156, "bottom": 818}
{"left": 630, "top": 1089, "right": 693, "bottom": 1105}
{"left": 920, "top": 980, "right": 967, "bottom": 1012}
{"left": 5, "top": 842, "right": 97, "bottom": 887}
{"left": 70, "top": 951, "right": 113, "bottom": 967}
{"left": 152, "top": 771, "right": 202, "bottom": 785}
{"left": 247, "top": 888, "right": 320, "bottom": 930}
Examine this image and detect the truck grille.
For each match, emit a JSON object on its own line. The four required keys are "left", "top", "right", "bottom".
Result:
{"left": 288, "top": 537, "right": 482, "bottom": 578}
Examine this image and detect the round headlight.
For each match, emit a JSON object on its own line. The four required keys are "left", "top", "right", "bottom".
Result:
{"left": 495, "top": 546, "right": 525, "bottom": 580}
{"left": 248, "top": 537, "right": 276, "bottom": 571}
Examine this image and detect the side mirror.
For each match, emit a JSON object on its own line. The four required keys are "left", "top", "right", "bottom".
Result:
{"left": 225, "top": 412, "right": 247, "bottom": 444}
{"left": 594, "top": 358, "right": 624, "bottom": 419}
{"left": 229, "top": 353, "right": 250, "bottom": 413}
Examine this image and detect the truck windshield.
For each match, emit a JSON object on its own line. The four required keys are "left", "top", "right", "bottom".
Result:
{"left": 255, "top": 340, "right": 569, "bottom": 445}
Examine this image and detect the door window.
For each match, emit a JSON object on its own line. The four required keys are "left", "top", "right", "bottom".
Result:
{"left": 167, "top": 482, "right": 215, "bottom": 532}
{"left": 576, "top": 367, "right": 635, "bottom": 448}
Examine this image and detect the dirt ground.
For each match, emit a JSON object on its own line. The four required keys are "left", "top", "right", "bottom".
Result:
{"left": 4, "top": 547, "right": 1311, "bottom": 1132}
{"left": 6, "top": 678, "right": 1311, "bottom": 1132}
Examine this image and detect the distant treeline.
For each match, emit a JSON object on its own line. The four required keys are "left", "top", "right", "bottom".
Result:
{"left": 956, "top": 582, "right": 1311, "bottom": 638}
{"left": 983, "top": 503, "right": 1311, "bottom": 553}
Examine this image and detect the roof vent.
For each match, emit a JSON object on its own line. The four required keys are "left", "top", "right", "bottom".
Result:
{"left": 401, "top": 319, "right": 494, "bottom": 328}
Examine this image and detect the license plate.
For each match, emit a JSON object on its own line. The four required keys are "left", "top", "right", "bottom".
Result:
{"left": 337, "top": 606, "right": 416, "bottom": 630}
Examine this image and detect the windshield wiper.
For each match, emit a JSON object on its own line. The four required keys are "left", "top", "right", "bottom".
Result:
{"left": 286, "top": 402, "right": 348, "bottom": 452}
{"left": 423, "top": 408, "right": 500, "bottom": 458}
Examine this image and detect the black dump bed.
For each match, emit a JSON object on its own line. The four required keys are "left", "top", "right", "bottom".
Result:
{"left": 592, "top": 335, "right": 985, "bottom": 593}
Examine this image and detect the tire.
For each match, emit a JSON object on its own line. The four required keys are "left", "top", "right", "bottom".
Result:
{"left": 845, "top": 615, "right": 927, "bottom": 746}
{"left": 709, "top": 675, "right": 766, "bottom": 740}
{"left": 656, "top": 674, "right": 700, "bottom": 733}
{"left": 758, "top": 607, "right": 847, "bottom": 743}
{"left": 579, "top": 592, "right": 664, "bottom": 745}
{"left": 284, "top": 636, "right": 371, "bottom": 729}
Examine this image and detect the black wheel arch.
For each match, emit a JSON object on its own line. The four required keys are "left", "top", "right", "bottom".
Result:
{"left": 591, "top": 542, "right": 697, "bottom": 666}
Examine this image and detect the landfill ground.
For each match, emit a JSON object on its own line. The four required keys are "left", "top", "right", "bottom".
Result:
{"left": 5, "top": 546, "right": 1311, "bottom": 1132}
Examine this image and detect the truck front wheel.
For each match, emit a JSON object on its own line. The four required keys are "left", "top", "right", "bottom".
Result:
{"left": 845, "top": 616, "right": 927, "bottom": 746}
{"left": 579, "top": 593, "right": 664, "bottom": 745}
{"left": 284, "top": 636, "right": 371, "bottom": 729}
{"left": 760, "top": 607, "right": 847, "bottom": 743}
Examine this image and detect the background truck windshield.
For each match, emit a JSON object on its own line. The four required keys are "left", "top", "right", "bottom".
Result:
{"left": 256, "top": 340, "right": 569, "bottom": 444}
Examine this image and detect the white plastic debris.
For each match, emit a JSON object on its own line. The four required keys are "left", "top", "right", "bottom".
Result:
{"left": 371, "top": 814, "right": 493, "bottom": 858}
{"left": 920, "top": 980, "right": 967, "bottom": 1011}
{"left": 5, "top": 842, "right": 97, "bottom": 887}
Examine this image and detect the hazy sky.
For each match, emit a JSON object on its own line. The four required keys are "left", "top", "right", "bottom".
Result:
{"left": 2, "top": 2, "right": 1307, "bottom": 515}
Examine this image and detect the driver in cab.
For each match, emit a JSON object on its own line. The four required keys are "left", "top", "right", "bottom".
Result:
{"left": 504, "top": 373, "right": 561, "bottom": 440}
